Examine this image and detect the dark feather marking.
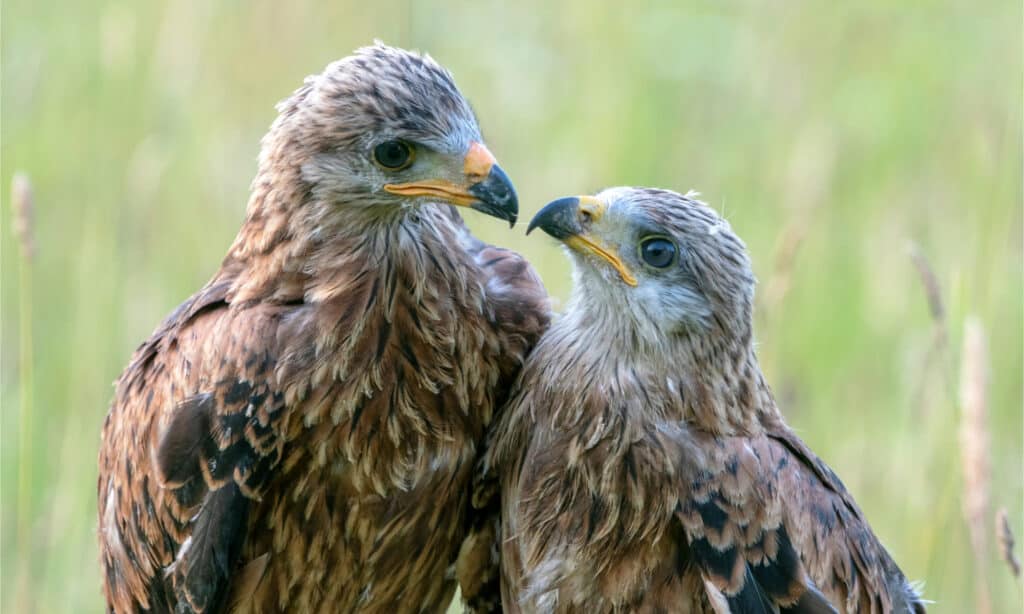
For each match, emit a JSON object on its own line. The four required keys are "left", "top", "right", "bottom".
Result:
{"left": 172, "top": 475, "right": 206, "bottom": 510}
{"left": 624, "top": 452, "right": 638, "bottom": 482}
{"left": 376, "top": 320, "right": 392, "bottom": 359}
{"left": 247, "top": 389, "right": 267, "bottom": 412}
{"left": 726, "top": 566, "right": 776, "bottom": 613}
{"left": 172, "top": 483, "right": 250, "bottom": 614}
{"left": 587, "top": 494, "right": 605, "bottom": 540}
{"left": 695, "top": 498, "right": 729, "bottom": 535}
{"left": 145, "top": 570, "right": 171, "bottom": 613}
{"left": 223, "top": 380, "right": 253, "bottom": 405}
{"left": 157, "top": 395, "right": 214, "bottom": 486}
{"left": 749, "top": 526, "right": 801, "bottom": 600}
{"left": 219, "top": 411, "right": 248, "bottom": 440}
{"left": 397, "top": 338, "right": 419, "bottom": 369}
{"left": 349, "top": 401, "right": 367, "bottom": 434}
{"left": 210, "top": 441, "right": 251, "bottom": 482}
{"left": 690, "top": 537, "right": 738, "bottom": 583}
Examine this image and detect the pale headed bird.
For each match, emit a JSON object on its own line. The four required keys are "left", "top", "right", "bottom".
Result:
{"left": 483, "top": 187, "right": 925, "bottom": 613}
{"left": 97, "top": 44, "right": 549, "bottom": 613}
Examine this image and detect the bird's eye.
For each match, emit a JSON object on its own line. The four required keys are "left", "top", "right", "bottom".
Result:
{"left": 373, "top": 140, "right": 415, "bottom": 170}
{"left": 640, "top": 237, "right": 677, "bottom": 268}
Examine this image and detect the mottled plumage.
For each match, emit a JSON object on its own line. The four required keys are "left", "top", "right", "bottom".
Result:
{"left": 98, "top": 44, "right": 548, "bottom": 613}
{"left": 484, "top": 188, "right": 924, "bottom": 613}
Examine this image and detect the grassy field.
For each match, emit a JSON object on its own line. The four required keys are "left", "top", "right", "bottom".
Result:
{"left": 3, "top": 1, "right": 1021, "bottom": 611}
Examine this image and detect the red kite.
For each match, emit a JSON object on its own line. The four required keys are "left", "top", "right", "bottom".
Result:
{"left": 486, "top": 188, "right": 924, "bottom": 613}
{"left": 98, "top": 44, "right": 548, "bottom": 613}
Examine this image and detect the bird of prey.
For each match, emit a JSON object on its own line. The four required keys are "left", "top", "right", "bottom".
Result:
{"left": 97, "top": 44, "right": 549, "bottom": 613}
{"left": 483, "top": 187, "right": 925, "bottom": 613}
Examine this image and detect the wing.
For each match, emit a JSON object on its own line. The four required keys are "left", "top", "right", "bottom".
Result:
{"left": 452, "top": 216, "right": 551, "bottom": 613}
{"left": 673, "top": 425, "right": 925, "bottom": 614}
{"left": 98, "top": 277, "right": 293, "bottom": 613}
{"left": 764, "top": 425, "right": 926, "bottom": 614}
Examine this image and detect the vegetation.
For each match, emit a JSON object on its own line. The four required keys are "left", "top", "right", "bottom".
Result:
{"left": 3, "top": 1, "right": 1020, "bottom": 611}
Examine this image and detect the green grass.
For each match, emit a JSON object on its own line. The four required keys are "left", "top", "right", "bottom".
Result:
{"left": 3, "top": 1, "right": 1021, "bottom": 611}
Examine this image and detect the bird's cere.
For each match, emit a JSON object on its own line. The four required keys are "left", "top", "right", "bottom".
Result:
{"left": 463, "top": 142, "right": 496, "bottom": 179}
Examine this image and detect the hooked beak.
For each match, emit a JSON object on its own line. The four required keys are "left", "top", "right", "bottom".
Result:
{"left": 383, "top": 142, "right": 518, "bottom": 226}
{"left": 527, "top": 195, "right": 638, "bottom": 286}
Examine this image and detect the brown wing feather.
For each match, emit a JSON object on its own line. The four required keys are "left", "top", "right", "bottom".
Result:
{"left": 98, "top": 276, "right": 291, "bottom": 613}
{"left": 765, "top": 425, "right": 926, "bottom": 614}
{"left": 675, "top": 426, "right": 924, "bottom": 614}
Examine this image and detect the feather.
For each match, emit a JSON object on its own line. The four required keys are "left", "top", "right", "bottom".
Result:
{"left": 224, "top": 553, "right": 270, "bottom": 612}
{"left": 170, "top": 483, "right": 250, "bottom": 613}
{"left": 783, "top": 586, "right": 839, "bottom": 614}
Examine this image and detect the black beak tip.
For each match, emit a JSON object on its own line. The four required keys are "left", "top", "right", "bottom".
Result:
{"left": 468, "top": 164, "right": 518, "bottom": 225}
{"left": 527, "top": 196, "right": 581, "bottom": 239}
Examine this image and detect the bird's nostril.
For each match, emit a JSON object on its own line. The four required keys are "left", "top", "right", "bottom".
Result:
{"left": 579, "top": 210, "right": 592, "bottom": 225}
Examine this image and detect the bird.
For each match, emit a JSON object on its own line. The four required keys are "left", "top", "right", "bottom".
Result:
{"left": 97, "top": 43, "right": 549, "bottom": 614}
{"left": 481, "top": 187, "right": 926, "bottom": 613}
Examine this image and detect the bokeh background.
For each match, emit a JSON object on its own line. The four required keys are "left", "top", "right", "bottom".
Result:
{"left": 3, "top": 1, "right": 1022, "bottom": 611}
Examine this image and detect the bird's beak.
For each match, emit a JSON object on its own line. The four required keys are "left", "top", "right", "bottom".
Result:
{"left": 527, "top": 196, "right": 638, "bottom": 286}
{"left": 383, "top": 142, "right": 519, "bottom": 226}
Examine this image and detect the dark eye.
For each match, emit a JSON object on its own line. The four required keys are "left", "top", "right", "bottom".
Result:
{"left": 640, "top": 237, "right": 676, "bottom": 268}
{"left": 373, "top": 140, "right": 414, "bottom": 170}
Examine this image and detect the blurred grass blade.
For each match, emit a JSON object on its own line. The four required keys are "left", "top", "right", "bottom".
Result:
{"left": 959, "top": 316, "right": 991, "bottom": 614}
{"left": 12, "top": 172, "right": 36, "bottom": 610}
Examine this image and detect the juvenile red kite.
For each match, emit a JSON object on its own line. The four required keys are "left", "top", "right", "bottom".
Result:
{"left": 485, "top": 187, "right": 924, "bottom": 613}
{"left": 98, "top": 44, "right": 548, "bottom": 613}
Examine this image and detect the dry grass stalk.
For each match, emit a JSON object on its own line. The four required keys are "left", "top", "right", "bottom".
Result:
{"left": 908, "top": 243, "right": 946, "bottom": 332}
{"left": 906, "top": 243, "right": 953, "bottom": 420}
{"left": 11, "top": 172, "right": 36, "bottom": 262}
{"left": 959, "top": 316, "right": 991, "bottom": 614}
{"left": 12, "top": 172, "right": 36, "bottom": 611}
{"left": 996, "top": 508, "right": 1021, "bottom": 578}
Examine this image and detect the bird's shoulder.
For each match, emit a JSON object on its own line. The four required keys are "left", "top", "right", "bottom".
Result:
{"left": 445, "top": 213, "right": 550, "bottom": 393}
{"left": 101, "top": 273, "right": 313, "bottom": 612}
{"left": 449, "top": 209, "right": 549, "bottom": 318}
{"left": 669, "top": 420, "right": 925, "bottom": 613}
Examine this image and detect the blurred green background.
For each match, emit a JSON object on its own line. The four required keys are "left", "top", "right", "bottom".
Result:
{"left": 3, "top": 0, "right": 1021, "bottom": 611}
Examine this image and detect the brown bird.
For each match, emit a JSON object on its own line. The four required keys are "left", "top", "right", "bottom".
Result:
{"left": 97, "top": 44, "right": 549, "bottom": 613}
{"left": 483, "top": 188, "right": 925, "bottom": 613}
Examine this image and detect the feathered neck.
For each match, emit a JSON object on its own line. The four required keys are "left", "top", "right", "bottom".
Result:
{"left": 665, "top": 325, "right": 779, "bottom": 435}
{"left": 540, "top": 306, "right": 779, "bottom": 436}
{"left": 220, "top": 174, "right": 477, "bottom": 310}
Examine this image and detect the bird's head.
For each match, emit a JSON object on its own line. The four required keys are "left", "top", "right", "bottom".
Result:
{"left": 528, "top": 187, "right": 755, "bottom": 353}
{"left": 257, "top": 43, "right": 517, "bottom": 226}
